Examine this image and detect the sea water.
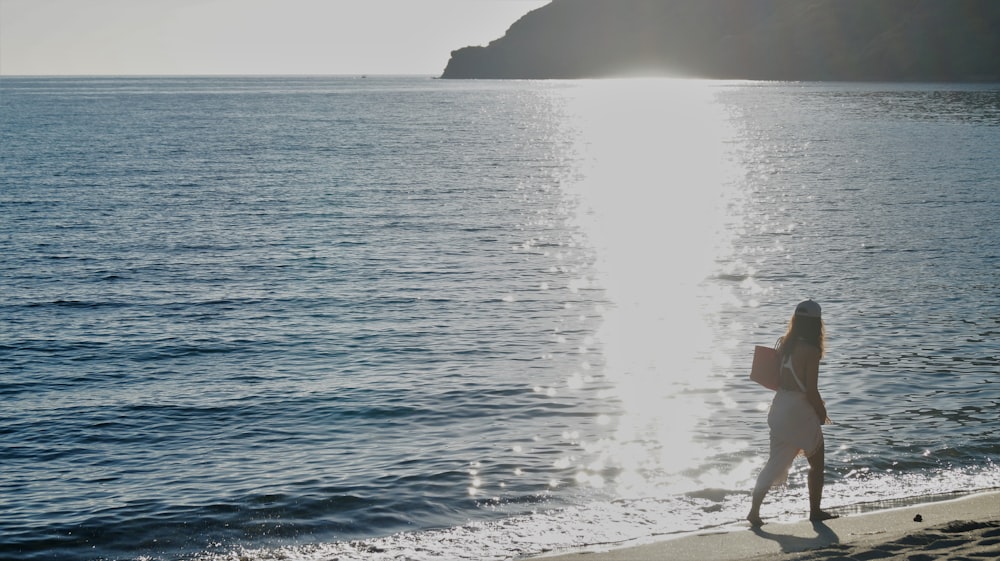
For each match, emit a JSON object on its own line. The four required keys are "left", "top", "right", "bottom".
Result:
{"left": 1, "top": 76, "right": 997, "bottom": 561}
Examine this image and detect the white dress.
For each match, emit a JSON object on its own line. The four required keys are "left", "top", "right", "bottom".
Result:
{"left": 753, "top": 354, "right": 824, "bottom": 492}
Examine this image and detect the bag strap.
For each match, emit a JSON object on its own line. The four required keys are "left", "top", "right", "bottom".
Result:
{"left": 778, "top": 336, "right": 807, "bottom": 392}
{"left": 781, "top": 353, "right": 807, "bottom": 392}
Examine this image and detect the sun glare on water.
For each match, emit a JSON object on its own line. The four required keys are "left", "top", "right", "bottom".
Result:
{"left": 556, "top": 79, "right": 747, "bottom": 497}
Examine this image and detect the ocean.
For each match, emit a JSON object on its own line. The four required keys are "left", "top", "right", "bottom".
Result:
{"left": 1, "top": 76, "right": 997, "bottom": 561}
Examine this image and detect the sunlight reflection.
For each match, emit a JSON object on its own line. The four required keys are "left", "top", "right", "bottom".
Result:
{"left": 557, "top": 79, "right": 745, "bottom": 497}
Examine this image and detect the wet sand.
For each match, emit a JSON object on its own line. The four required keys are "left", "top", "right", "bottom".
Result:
{"left": 533, "top": 491, "right": 999, "bottom": 561}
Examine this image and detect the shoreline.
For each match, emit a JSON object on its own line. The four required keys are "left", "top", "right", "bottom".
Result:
{"left": 531, "top": 490, "right": 1000, "bottom": 561}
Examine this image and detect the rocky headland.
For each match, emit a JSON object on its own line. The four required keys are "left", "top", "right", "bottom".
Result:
{"left": 442, "top": 0, "right": 1000, "bottom": 81}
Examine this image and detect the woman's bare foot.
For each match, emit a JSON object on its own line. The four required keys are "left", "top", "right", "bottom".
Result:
{"left": 747, "top": 514, "right": 764, "bottom": 527}
{"left": 809, "top": 510, "right": 839, "bottom": 522}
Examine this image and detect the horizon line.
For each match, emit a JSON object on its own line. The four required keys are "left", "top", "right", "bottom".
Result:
{"left": 0, "top": 73, "right": 443, "bottom": 78}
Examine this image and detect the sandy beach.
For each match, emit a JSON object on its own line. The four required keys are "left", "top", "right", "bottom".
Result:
{"left": 534, "top": 491, "right": 999, "bottom": 561}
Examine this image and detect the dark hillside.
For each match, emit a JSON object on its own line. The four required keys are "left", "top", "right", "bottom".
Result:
{"left": 442, "top": 0, "right": 1000, "bottom": 81}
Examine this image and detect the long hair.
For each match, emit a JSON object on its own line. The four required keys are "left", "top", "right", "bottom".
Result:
{"left": 778, "top": 314, "right": 825, "bottom": 359}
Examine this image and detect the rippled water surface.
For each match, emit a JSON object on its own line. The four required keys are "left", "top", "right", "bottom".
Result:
{"left": 1, "top": 77, "right": 997, "bottom": 561}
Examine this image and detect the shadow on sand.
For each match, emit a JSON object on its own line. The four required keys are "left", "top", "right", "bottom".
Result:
{"left": 751, "top": 521, "right": 840, "bottom": 553}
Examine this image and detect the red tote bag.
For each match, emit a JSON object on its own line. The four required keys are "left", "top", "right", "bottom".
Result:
{"left": 750, "top": 345, "right": 780, "bottom": 390}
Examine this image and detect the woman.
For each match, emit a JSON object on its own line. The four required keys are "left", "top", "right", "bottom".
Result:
{"left": 747, "top": 299, "right": 837, "bottom": 526}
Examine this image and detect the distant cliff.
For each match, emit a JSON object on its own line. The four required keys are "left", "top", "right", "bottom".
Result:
{"left": 442, "top": 0, "right": 1000, "bottom": 81}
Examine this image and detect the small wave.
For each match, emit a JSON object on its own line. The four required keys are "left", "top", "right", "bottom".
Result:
{"left": 715, "top": 273, "right": 750, "bottom": 282}
{"left": 25, "top": 299, "right": 126, "bottom": 309}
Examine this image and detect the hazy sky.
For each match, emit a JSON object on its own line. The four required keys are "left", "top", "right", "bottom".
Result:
{"left": 0, "top": 0, "right": 548, "bottom": 76}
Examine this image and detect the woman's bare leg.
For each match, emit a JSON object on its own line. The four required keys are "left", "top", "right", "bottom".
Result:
{"left": 748, "top": 442, "right": 799, "bottom": 526}
{"left": 807, "top": 444, "right": 838, "bottom": 521}
{"left": 747, "top": 488, "right": 765, "bottom": 527}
